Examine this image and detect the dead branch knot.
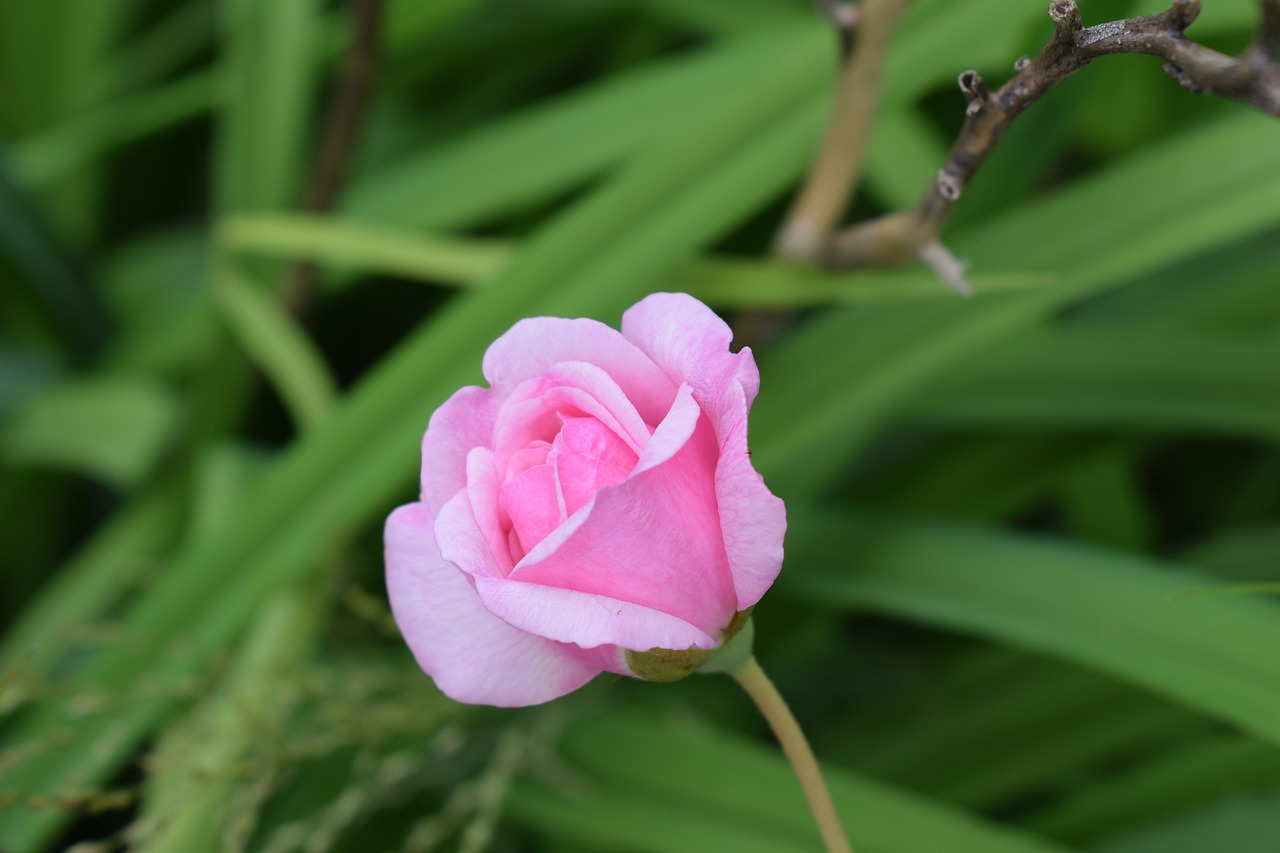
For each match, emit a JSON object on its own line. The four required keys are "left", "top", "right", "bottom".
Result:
{"left": 1164, "top": 0, "right": 1202, "bottom": 34}
{"left": 1049, "top": 0, "right": 1084, "bottom": 42}
{"left": 935, "top": 170, "right": 964, "bottom": 201}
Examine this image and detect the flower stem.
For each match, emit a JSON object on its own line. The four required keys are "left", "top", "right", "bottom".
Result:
{"left": 727, "top": 656, "right": 854, "bottom": 853}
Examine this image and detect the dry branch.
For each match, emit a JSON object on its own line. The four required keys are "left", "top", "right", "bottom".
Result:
{"left": 785, "top": 0, "right": 1280, "bottom": 281}
{"left": 774, "top": 0, "right": 914, "bottom": 260}
{"left": 286, "top": 0, "right": 387, "bottom": 312}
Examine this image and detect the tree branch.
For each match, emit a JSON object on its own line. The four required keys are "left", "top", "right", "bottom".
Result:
{"left": 812, "top": 0, "right": 1280, "bottom": 273}
{"left": 773, "top": 0, "right": 914, "bottom": 261}
{"left": 286, "top": 0, "right": 387, "bottom": 312}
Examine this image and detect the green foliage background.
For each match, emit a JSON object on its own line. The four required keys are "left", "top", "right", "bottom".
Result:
{"left": 2, "top": 0, "right": 1279, "bottom": 850}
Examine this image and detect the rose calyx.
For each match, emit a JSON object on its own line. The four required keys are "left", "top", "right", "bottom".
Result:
{"left": 624, "top": 609, "right": 754, "bottom": 682}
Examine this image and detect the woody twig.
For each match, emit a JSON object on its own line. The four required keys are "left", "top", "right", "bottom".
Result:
{"left": 777, "top": 0, "right": 1280, "bottom": 292}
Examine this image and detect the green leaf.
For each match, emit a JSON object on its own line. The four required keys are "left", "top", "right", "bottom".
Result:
{"left": 217, "top": 211, "right": 1048, "bottom": 306}
{"left": 1027, "top": 735, "right": 1280, "bottom": 843}
{"left": 786, "top": 512, "right": 1280, "bottom": 748}
{"left": 342, "top": 21, "right": 827, "bottom": 230}
{"left": 635, "top": 0, "right": 806, "bottom": 36}
{"left": 0, "top": 0, "right": 140, "bottom": 237}
{"left": 216, "top": 213, "right": 508, "bottom": 285}
{"left": 832, "top": 651, "right": 1204, "bottom": 810}
{"left": 214, "top": 267, "right": 337, "bottom": 431}
{"left": 0, "top": 161, "right": 111, "bottom": 356}
{"left": 0, "top": 377, "right": 178, "bottom": 488}
{"left": 506, "top": 711, "right": 1069, "bottom": 853}
{"left": 135, "top": 585, "right": 323, "bottom": 853}
{"left": 12, "top": 69, "right": 218, "bottom": 189}
{"left": 0, "top": 479, "right": 183, "bottom": 675}
{"left": 902, "top": 329, "right": 1280, "bottom": 443}
{"left": 0, "top": 347, "right": 60, "bottom": 416}
{"left": 1095, "top": 789, "right": 1280, "bottom": 853}
{"left": 215, "top": 0, "right": 321, "bottom": 215}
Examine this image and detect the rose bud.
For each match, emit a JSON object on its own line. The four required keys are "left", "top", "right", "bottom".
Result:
{"left": 384, "top": 293, "right": 785, "bottom": 706}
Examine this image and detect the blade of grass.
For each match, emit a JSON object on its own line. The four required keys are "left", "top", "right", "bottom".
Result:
{"left": 339, "top": 0, "right": 1047, "bottom": 235}
{"left": 0, "top": 0, "right": 139, "bottom": 238}
{"left": 0, "top": 159, "right": 111, "bottom": 357}
{"left": 12, "top": 69, "right": 219, "bottom": 189}
{"left": 832, "top": 655, "right": 1204, "bottom": 809}
{"left": 133, "top": 584, "right": 323, "bottom": 853}
{"left": 217, "top": 214, "right": 509, "bottom": 285}
{"left": 786, "top": 511, "right": 1280, "bottom": 748}
{"left": 853, "top": 433, "right": 1105, "bottom": 521}
{"left": 0, "top": 479, "right": 183, "bottom": 675}
{"left": 342, "top": 20, "right": 826, "bottom": 230}
{"left": 0, "top": 347, "right": 60, "bottom": 416}
{"left": 0, "top": 377, "right": 178, "bottom": 489}
{"left": 1027, "top": 735, "right": 1280, "bottom": 843}
{"left": 1092, "top": 788, "right": 1280, "bottom": 853}
{"left": 214, "top": 266, "right": 337, "bottom": 431}
{"left": 506, "top": 710, "right": 1069, "bottom": 853}
{"left": 901, "top": 329, "right": 1280, "bottom": 442}
{"left": 103, "top": 0, "right": 216, "bottom": 94}
{"left": 216, "top": 0, "right": 320, "bottom": 215}
{"left": 216, "top": 211, "right": 1049, "bottom": 305}
{"left": 1058, "top": 445, "right": 1153, "bottom": 551}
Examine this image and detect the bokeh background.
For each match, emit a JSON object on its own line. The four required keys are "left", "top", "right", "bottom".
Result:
{"left": 3, "top": 0, "right": 1280, "bottom": 850}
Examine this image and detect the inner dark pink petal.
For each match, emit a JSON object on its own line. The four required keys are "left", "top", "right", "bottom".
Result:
{"left": 511, "top": 408, "right": 737, "bottom": 638}
{"left": 550, "top": 416, "right": 639, "bottom": 517}
{"left": 491, "top": 383, "right": 566, "bottom": 474}
{"left": 491, "top": 368, "right": 654, "bottom": 480}
{"left": 504, "top": 440, "right": 551, "bottom": 481}
{"left": 499, "top": 463, "right": 565, "bottom": 558}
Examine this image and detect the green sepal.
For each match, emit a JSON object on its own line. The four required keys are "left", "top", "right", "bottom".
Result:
{"left": 624, "top": 608, "right": 754, "bottom": 683}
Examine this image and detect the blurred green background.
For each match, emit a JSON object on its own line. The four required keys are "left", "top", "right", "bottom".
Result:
{"left": 2, "top": 0, "right": 1280, "bottom": 850}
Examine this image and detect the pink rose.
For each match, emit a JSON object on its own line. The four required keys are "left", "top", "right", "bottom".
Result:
{"left": 384, "top": 293, "right": 785, "bottom": 707}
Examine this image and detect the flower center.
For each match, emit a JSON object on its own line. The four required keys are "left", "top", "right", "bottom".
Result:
{"left": 498, "top": 415, "right": 640, "bottom": 560}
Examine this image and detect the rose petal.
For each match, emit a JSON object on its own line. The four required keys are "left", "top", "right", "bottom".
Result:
{"left": 545, "top": 361, "right": 653, "bottom": 450}
{"left": 621, "top": 292, "right": 760, "bottom": 423}
{"left": 435, "top": 481, "right": 506, "bottom": 580}
{"left": 624, "top": 293, "right": 784, "bottom": 609}
{"left": 465, "top": 447, "right": 515, "bottom": 575}
{"left": 715, "top": 383, "right": 786, "bottom": 608}
{"left": 507, "top": 385, "right": 737, "bottom": 641}
{"left": 474, "top": 575, "right": 717, "bottom": 652}
{"left": 385, "top": 504, "right": 598, "bottom": 707}
{"left": 420, "top": 386, "right": 501, "bottom": 515}
{"left": 500, "top": 462, "right": 563, "bottom": 559}
{"left": 551, "top": 416, "right": 637, "bottom": 517}
{"left": 483, "top": 316, "right": 677, "bottom": 424}
{"left": 504, "top": 441, "right": 551, "bottom": 481}
{"left": 491, "top": 363, "right": 652, "bottom": 474}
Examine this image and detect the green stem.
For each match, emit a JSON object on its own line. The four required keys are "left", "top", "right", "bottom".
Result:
{"left": 727, "top": 656, "right": 854, "bottom": 853}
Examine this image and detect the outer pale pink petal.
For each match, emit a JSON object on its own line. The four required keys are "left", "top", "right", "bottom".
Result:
{"left": 385, "top": 504, "right": 599, "bottom": 707}
{"left": 420, "top": 386, "right": 501, "bottom": 515}
{"left": 622, "top": 293, "right": 785, "bottom": 608}
{"left": 465, "top": 447, "right": 515, "bottom": 575}
{"left": 502, "top": 386, "right": 737, "bottom": 641}
{"left": 482, "top": 316, "right": 677, "bottom": 424}
{"left": 621, "top": 292, "right": 759, "bottom": 420}
{"left": 715, "top": 381, "right": 786, "bottom": 608}
{"left": 474, "top": 575, "right": 717, "bottom": 652}
{"left": 435, "top": 483, "right": 505, "bottom": 580}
